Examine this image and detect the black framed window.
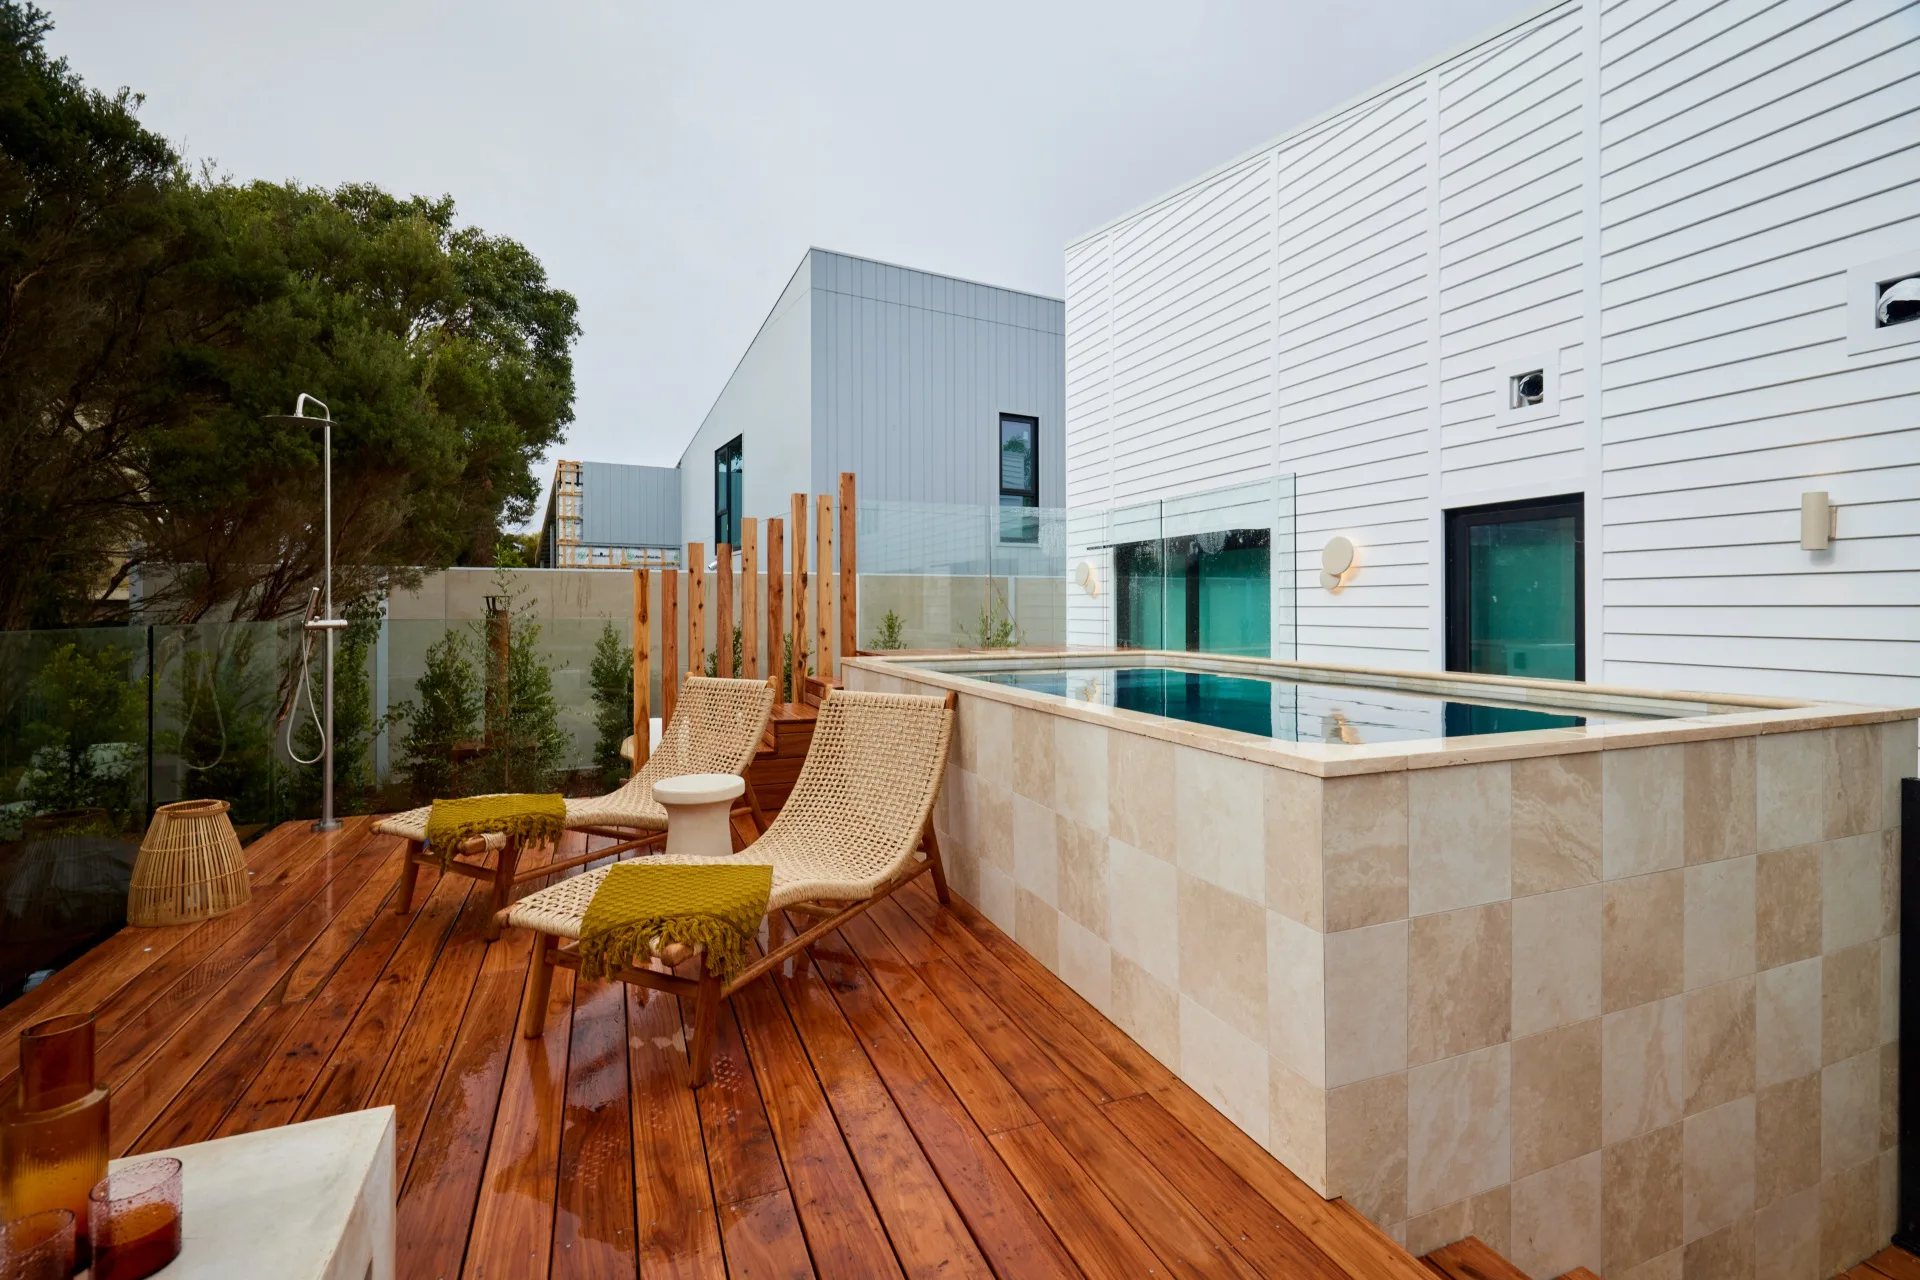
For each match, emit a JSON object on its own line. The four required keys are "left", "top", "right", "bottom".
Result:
{"left": 714, "top": 435, "right": 743, "bottom": 547}
{"left": 1445, "top": 494, "right": 1584, "bottom": 683}
{"left": 998, "top": 414, "right": 1039, "bottom": 543}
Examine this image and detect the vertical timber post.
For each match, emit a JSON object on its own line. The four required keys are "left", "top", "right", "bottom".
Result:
{"left": 766, "top": 518, "right": 785, "bottom": 700}
{"left": 484, "top": 594, "right": 510, "bottom": 788}
{"left": 815, "top": 494, "right": 833, "bottom": 684}
{"left": 661, "top": 567, "right": 680, "bottom": 726}
{"left": 838, "top": 471, "right": 856, "bottom": 662}
{"left": 741, "top": 519, "right": 760, "bottom": 679}
{"left": 688, "top": 542, "right": 707, "bottom": 679}
{"left": 790, "top": 495, "right": 809, "bottom": 690}
{"left": 716, "top": 542, "right": 734, "bottom": 677}
{"left": 631, "top": 568, "right": 650, "bottom": 773}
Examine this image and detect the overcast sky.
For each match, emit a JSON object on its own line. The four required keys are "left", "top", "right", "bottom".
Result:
{"left": 47, "top": 0, "right": 1522, "bottom": 522}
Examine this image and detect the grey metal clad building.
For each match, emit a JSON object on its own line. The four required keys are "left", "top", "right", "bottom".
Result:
{"left": 675, "top": 248, "right": 1065, "bottom": 554}
{"left": 537, "top": 459, "right": 682, "bottom": 567}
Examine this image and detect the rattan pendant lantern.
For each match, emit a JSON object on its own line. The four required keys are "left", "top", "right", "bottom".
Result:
{"left": 127, "top": 799, "right": 252, "bottom": 926}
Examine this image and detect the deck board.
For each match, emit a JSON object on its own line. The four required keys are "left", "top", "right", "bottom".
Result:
{"left": 767, "top": 940, "right": 991, "bottom": 1279}
{"left": 553, "top": 977, "right": 637, "bottom": 1277}
{"left": 4, "top": 817, "right": 1472, "bottom": 1278}
{"left": 626, "top": 986, "right": 725, "bottom": 1278}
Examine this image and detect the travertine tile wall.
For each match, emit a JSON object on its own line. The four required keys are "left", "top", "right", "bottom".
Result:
{"left": 847, "top": 667, "right": 1914, "bottom": 1280}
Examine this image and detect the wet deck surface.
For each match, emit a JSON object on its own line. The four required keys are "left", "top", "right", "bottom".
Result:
{"left": 0, "top": 816, "right": 1436, "bottom": 1279}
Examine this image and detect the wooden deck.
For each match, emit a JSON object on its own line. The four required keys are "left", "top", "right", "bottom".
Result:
{"left": 0, "top": 816, "right": 1442, "bottom": 1280}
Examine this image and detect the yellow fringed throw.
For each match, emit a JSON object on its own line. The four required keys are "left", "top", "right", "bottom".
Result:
{"left": 578, "top": 861, "right": 773, "bottom": 983}
{"left": 425, "top": 793, "right": 564, "bottom": 870}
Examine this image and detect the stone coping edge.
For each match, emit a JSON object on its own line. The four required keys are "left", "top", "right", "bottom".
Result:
{"left": 842, "top": 650, "right": 1918, "bottom": 779}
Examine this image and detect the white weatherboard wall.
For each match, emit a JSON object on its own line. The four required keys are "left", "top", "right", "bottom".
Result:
{"left": 1065, "top": 0, "right": 1920, "bottom": 710}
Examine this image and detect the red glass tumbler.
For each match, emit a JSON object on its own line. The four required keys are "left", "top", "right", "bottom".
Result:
{"left": 87, "top": 1159, "right": 180, "bottom": 1280}
{"left": 0, "top": 1208, "right": 76, "bottom": 1280}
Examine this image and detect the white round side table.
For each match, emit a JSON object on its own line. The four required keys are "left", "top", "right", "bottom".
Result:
{"left": 652, "top": 773, "right": 747, "bottom": 860}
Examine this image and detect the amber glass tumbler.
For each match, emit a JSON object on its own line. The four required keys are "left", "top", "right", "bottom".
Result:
{"left": 88, "top": 1159, "right": 181, "bottom": 1280}
{"left": 0, "top": 1208, "right": 76, "bottom": 1280}
{"left": 0, "top": 1016, "right": 109, "bottom": 1271}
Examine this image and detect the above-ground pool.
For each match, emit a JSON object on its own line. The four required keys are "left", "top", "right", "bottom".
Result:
{"left": 843, "top": 647, "right": 1916, "bottom": 1258}
{"left": 974, "top": 663, "right": 1662, "bottom": 744}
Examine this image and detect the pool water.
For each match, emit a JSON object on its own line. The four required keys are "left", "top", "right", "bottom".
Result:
{"left": 974, "top": 666, "right": 1659, "bottom": 745}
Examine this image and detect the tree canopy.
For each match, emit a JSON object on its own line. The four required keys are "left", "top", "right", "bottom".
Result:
{"left": 0, "top": 2, "right": 578, "bottom": 628}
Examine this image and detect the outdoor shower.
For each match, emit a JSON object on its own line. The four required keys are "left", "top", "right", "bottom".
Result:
{"left": 267, "top": 394, "right": 348, "bottom": 833}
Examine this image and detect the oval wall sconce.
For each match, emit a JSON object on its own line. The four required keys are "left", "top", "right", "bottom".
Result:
{"left": 1320, "top": 535, "right": 1356, "bottom": 592}
{"left": 1075, "top": 560, "right": 1102, "bottom": 598}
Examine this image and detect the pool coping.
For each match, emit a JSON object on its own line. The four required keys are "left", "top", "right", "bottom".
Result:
{"left": 843, "top": 648, "right": 1920, "bottom": 778}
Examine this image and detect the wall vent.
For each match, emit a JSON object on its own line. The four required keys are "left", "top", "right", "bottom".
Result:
{"left": 1847, "top": 252, "right": 1920, "bottom": 354}
{"left": 1510, "top": 369, "right": 1546, "bottom": 409}
{"left": 1878, "top": 277, "right": 1920, "bottom": 328}
{"left": 1493, "top": 352, "right": 1559, "bottom": 427}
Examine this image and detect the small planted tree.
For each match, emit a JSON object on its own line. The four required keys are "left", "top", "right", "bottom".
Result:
{"left": 468, "top": 576, "right": 568, "bottom": 795}
{"left": 963, "top": 592, "right": 1024, "bottom": 650}
{"left": 588, "top": 620, "right": 633, "bottom": 789}
{"left": 868, "top": 609, "right": 907, "bottom": 650}
{"left": 388, "top": 630, "right": 482, "bottom": 803}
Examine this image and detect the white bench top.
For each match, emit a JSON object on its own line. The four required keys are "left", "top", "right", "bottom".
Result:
{"left": 107, "top": 1106, "right": 395, "bottom": 1280}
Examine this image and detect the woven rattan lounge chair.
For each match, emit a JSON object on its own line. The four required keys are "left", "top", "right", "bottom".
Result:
{"left": 377, "top": 676, "right": 778, "bottom": 938}
{"left": 500, "top": 687, "right": 955, "bottom": 1086}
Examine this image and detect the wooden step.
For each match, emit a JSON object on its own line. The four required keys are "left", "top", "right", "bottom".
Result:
{"left": 1422, "top": 1235, "right": 1531, "bottom": 1280}
{"left": 1555, "top": 1269, "right": 1601, "bottom": 1280}
{"left": 1855, "top": 1247, "right": 1920, "bottom": 1280}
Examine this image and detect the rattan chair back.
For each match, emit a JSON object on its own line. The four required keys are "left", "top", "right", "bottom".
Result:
{"left": 744, "top": 689, "right": 952, "bottom": 907}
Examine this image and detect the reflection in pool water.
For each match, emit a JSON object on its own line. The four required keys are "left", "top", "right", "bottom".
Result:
{"left": 974, "top": 666, "right": 1657, "bottom": 746}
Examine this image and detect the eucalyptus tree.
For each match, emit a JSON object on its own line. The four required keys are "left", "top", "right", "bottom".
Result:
{"left": 0, "top": 1, "right": 580, "bottom": 629}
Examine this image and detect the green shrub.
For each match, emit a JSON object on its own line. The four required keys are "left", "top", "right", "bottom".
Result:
{"left": 588, "top": 621, "right": 633, "bottom": 789}
{"left": 388, "top": 629, "right": 481, "bottom": 803}
{"left": 868, "top": 610, "right": 907, "bottom": 650}
{"left": 963, "top": 595, "right": 1024, "bottom": 650}
{"left": 467, "top": 579, "right": 568, "bottom": 795}
{"left": 19, "top": 642, "right": 142, "bottom": 820}
{"left": 702, "top": 626, "right": 744, "bottom": 679}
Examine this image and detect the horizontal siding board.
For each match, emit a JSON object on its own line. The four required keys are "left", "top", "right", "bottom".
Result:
{"left": 1602, "top": 0, "right": 1913, "bottom": 134}
{"left": 1603, "top": 18, "right": 1920, "bottom": 174}
{"left": 1605, "top": 62, "right": 1920, "bottom": 213}
{"left": 1604, "top": 463, "right": 1920, "bottom": 523}
{"left": 1601, "top": 661, "right": 1920, "bottom": 705}
{"left": 1606, "top": 603, "right": 1920, "bottom": 640}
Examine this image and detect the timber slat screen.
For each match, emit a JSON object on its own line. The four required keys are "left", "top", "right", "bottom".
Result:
{"left": 0, "top": 817, "right": 1437, "bottom": 1280}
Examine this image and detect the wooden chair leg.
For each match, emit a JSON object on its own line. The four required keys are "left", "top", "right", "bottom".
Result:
{"left": 686, "top": 965, "right": 723, "bottom": 1088}
{"left": 922, "top": 823, "right": 952, "bottom": 905}
{"left": 744, "top": 781, "right": 772, "bottom": 837}
{"left": 395, "top": 844, "right": 423, "bottom": 915}
{"left": 522, "top": 933, "right": 556, "bottom": 1038}
{"left": 486, "top": 838, "right": 520, "bottom": 941}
